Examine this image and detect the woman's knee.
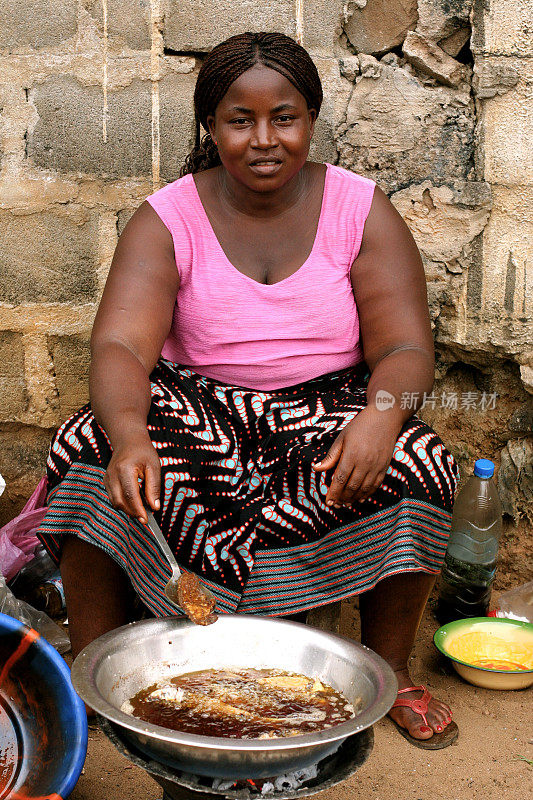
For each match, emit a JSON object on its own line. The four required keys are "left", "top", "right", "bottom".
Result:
{"left": 60, "top": 536, "right": 128, "bottom": 592}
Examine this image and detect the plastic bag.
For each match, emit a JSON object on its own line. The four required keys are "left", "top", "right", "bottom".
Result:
{"left": 0, "top": 476, "right": 48, "bottom": 581}
{"left": 0, "top": 575, "right": 70, "bottom": 654}
{"left": 9, "top": 544, "right": 57, "bottom": 596}
{"left": 491, "top": 580, "right": 533, "bottom": 623}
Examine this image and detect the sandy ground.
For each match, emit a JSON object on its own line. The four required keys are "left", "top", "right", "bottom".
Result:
{"left": 69, "top": 591, "right": 533, "bottom": 800}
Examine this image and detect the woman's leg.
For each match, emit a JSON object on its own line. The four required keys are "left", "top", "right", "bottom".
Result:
{"left": 359, "top": 571, "right": 453, "bottom": 740}
{"left": 60, "top": 536, "right": 130, "bottom": 660}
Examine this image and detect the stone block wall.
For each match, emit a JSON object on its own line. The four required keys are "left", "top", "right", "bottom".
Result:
{"left": 0, "top": 1, "right": 531, "bottom": 567}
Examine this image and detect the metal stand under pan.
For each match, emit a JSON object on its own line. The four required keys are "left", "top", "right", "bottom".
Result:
{"left": 100, "top": 717, "right": 374, "bottom": 800}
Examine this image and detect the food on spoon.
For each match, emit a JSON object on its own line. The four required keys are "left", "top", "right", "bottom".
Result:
{"left": 123, "top": 667, "right": 359, "bottom": 739}
{"left": 174, "top": 571, "right": 218, "bottom": 625}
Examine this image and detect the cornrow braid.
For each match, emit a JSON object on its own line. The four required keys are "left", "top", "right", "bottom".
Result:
{"left": 181, "top": 32, "right": 323, "bottom": 177}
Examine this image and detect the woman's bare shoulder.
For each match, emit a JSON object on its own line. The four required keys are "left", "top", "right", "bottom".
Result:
{"left": 123, "top": 199, "right": 171, "bottom": 232}
{"left": 92, "top": 198, "right": 180, "bottom": 363}
{"left": 360, "top": 185, "right": 411, "bottom": 248}
{"left": 112, "top": 201, "right": 178, "bottom": 286}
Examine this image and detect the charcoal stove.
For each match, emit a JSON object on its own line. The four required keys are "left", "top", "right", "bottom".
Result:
{"left": 100, "top": 717, "right": 373, "bottom": 800}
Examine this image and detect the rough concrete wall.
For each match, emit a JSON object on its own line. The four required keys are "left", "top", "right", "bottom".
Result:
{"left": 0, "top": 1, "right": 531, "bottom": 550}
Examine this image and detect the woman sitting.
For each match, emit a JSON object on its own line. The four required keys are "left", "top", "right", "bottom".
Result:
{"left": 38, "top": 32, "right": 458, "bottom": 749}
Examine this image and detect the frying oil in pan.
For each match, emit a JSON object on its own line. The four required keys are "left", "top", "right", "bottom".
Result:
{"left": 0, "top": 695, "right": 21, "bottom": 798}
{"left": 124, "top": 668, "right": 359, "bottom": 739}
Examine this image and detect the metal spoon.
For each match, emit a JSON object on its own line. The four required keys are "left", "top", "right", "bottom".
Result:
{"left": 144, "top": 508, "right": 218, "bottom": 622}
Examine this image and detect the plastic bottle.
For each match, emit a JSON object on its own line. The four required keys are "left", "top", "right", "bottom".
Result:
{"left": 8, "top": 544, "right": 56, "bottom": 595}
{"left": 436, "top": 459, "right": 502, "bottom": 624}
{"left": 9, "top": 546, "right": 66, "bottom": 618}
{"left": 32, "top": 573, "right": 66, "bottom": 619}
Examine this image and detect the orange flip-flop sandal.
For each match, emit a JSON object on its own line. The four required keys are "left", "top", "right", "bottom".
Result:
{"left": 389, "top": 685, "right": 459, "bottom": 750}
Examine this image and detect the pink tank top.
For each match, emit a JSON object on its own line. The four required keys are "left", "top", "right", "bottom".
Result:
{"left": 147, "top": 163, "right": 375, "bottom": 390}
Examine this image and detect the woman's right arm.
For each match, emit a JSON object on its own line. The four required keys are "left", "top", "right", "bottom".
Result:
{"left": 90, "top": 201, "right": 179, "bottom": 523}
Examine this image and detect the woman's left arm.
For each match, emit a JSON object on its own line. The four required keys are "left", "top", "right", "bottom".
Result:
{"left": 312, "top": 186, "right": 434, "bottom": 507}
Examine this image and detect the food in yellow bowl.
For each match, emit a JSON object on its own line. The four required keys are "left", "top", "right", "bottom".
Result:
{"left": 446, "top": 630, "right": 533, "bottom": 670}
{"left": 434, "top": 618, "right": 533, "bottom": 690}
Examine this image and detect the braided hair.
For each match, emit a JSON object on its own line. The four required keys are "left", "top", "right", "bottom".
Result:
{"left": 181, "top": 32, "right": 323, "bottom": 176}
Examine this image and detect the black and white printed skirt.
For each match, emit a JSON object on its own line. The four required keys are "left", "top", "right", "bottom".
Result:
{"left": 37, "top": 359, "right": 458, "bottom": 616}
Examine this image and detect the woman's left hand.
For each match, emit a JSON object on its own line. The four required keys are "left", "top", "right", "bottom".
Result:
{"left": 311, "top": 406, "right": 402, "bottom": 507}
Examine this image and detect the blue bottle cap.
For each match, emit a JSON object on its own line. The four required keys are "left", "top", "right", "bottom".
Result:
{"left": 474, "top": 459, "right": 495, "bottom": 478}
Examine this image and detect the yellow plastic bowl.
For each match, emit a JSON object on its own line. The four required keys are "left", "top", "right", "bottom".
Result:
{"left": 434, "top": 617, "right": 533, "bottom": 690}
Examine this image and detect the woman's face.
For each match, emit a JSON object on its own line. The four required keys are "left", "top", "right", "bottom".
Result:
{"left": 207, "top": 64, "right": 316, "bottom": 192}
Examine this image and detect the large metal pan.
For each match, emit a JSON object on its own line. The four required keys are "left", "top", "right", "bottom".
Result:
{"left": 71, "top": 615, "right": 397, "bottom": 779}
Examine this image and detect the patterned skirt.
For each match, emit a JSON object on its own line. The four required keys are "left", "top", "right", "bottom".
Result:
{"left": 37, "top": 359, "right": 458, "bottom": 617}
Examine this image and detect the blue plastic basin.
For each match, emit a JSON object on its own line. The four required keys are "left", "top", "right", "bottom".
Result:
{"left": 0, "top": 611, "right": 87, "bottom": 799}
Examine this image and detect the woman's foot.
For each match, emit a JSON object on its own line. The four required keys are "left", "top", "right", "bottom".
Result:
{"left": 358, "top": 573, "right": 458, "bottom": 747}
{"left": 388, "top": 670, "right": 456, "bottom": 745}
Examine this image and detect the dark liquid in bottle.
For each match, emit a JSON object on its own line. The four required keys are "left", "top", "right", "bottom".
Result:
{"left": 436, "top": 554, "right": 496, "bottom": 625}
